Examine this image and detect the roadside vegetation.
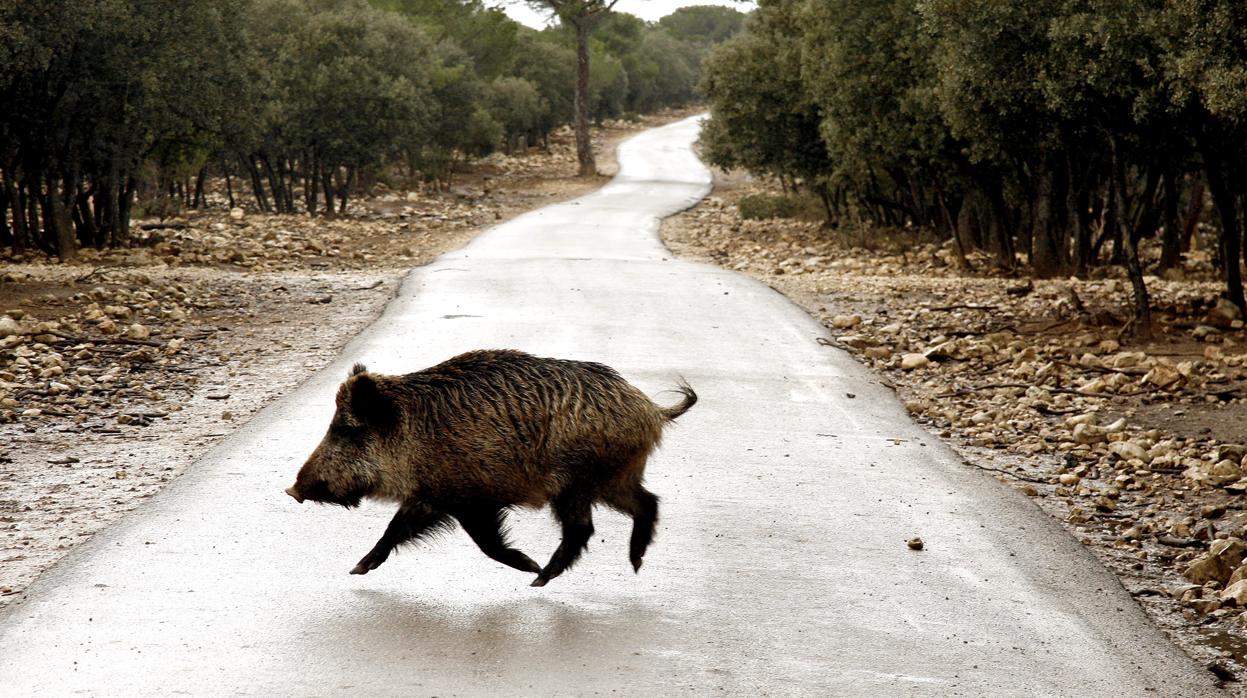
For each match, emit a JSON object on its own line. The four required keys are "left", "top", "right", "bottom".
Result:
{"left": 700, "top": 0, "right": 1247, "bottom": 339}
{"left": 0, "top": 0, "right": 744, "bottom": 259}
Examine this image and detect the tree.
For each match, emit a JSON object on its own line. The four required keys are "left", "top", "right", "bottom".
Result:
{"left": 699, "top": 1, "right": 831, "bottom": 195}
{"left": 489, "top": 77, "right": 544, "bottom": 152}
{"left": 1163, "top": 0, "right": 1247, "bottom": 314}
{"left": 0, "top": 0, "right": 247, "bottom": 256}
{"left": 800, "top": 0, "right": 960, "bottom": 245}
{"left": 657, "top": 5, "right": 746, "bottom": 46}
{"left": 523, "top": 0, "right": 623, "bottom": 176}
{"left": 510, "top": 30, "right": 576, "bottom": 145}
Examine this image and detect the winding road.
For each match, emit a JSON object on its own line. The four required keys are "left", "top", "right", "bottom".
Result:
{"left": 0, "top": 117, "right": 1216, "bottom": 695}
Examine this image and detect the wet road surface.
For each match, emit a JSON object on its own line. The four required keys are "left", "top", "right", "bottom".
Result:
{"left": 0, "top": 117, "right": 1217, "bottom": 696}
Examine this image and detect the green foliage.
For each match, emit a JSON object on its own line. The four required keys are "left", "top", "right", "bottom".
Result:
{"left": 698, "top": 2, "right": 831, "bottom": 182}
{"left": 370, "top": 0, "right": 518, "bottom": 78}
{"left": 489, "top": 77, "right": 545, "bottom": 151}
{"left": 699, "top": 0, "right": 1247, "bottom": 327}
{"left": 0, "top": 0, "right": 249, "bottom": 253}
{"left": 510, "top": 30, "right": 577, "bottom": 137}
{"left": 738, "top": 193, "right": 820, "bottom": 221}
{"left": 658, "top": 5, "right": 746, "bottom": 45}
{"left": 0, "top": 0, "right": 743, "bottom": 256}
{"left": 800, "top": 1, "right": 949, "bottom": 194}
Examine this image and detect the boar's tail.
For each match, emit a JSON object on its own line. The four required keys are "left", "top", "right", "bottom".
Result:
{"left": 660, "top": 380, "right": 698, "bottom": 422}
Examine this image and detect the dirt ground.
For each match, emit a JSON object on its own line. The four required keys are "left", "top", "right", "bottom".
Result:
{"left": 0, "top": 111, "right": 690, "bottom": 608}
{"left": 662, "top": 168, "right": 1247, "bottom": 689}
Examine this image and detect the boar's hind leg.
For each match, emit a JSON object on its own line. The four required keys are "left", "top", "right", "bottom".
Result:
{"left": 350, "top": 503, "right": 451, "bottom": 575}
{"left": 531, "top": 491, "right": 595, "bottom": 587}
{"left": 452, "top": 505, "right": 541, "bottom": 574}
{"left": 605, "top": 486, "right": 659, "bottom": 573}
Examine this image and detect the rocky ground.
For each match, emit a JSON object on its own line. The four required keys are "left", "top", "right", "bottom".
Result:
{"left": 663, "top": 171, "right": 1247, "bottom": 689}
{"left": 0, "top": 113, "right": 681, "bottom": 608}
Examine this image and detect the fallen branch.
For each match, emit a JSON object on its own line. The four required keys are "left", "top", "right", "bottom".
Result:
{"left": 1014, "top": 318, "right": 1078, "bottom": 335}
{"left": 1056, "top": 360, "right": 1148, "bottom": 377}
{"left": 945, "top": 325, "right": 1017, "bottom": 338}
{"left": 926, "top": 303, "right": 1000, "bottom": 312}
{"left": 962, "top": 460, "right": 1049, "bottom": 484}
{"left": 74, "top": 266, "right": 121, "bottom": 284}
{"left": 936, "top": 382, "right": 1150, "bottom": 399}
{"left": 43, "top": 330, "right": 164, "bottom": 348}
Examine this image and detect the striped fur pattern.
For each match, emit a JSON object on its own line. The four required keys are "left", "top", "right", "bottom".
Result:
{"left": 287, "top": 349, "right": 696, "bottom": 586}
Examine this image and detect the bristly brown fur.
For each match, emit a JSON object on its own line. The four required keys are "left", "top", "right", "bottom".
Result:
{"left": 289, "top": 349, "right": 696, "bottom": 586}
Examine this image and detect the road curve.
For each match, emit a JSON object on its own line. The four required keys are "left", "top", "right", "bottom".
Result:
{"left": 0, "top": 117, "right": 1216, "bottom": 696}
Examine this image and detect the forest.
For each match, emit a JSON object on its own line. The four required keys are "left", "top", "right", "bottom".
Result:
{"left": 699, "top": 0, "right": 1247, "bottom": 338}
{"left": 0, "top": 0, "right": 743, "bottom": 259}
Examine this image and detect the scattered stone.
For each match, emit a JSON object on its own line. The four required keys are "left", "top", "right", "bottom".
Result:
{"left": 900, "top": 353, "right": 930, "bottom": 370}
{"left": 0, "top": 316, "right": 20, "bottom": 338}
{"left": 1185, "top": 554, "right": 1236, "bottom": 586}
{"left": 907, "top": 537, "right": 924, "bottom": 551}
{"left": 1208, "top": 297, "right": 1243, "bottom": 329}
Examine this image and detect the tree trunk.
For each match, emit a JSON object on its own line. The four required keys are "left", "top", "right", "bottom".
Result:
{"left": 1123, "top": 169, "right": 1159, "bottom": 340}
{"left": 1068, "top": 155, "right": 1093, "bottom": 276}
{"left": 1031, "top": 164, "right": 1065, "bottom": 277}
{"left": 305, "top": 150, "right": 319, "bottom": 217}
{"left": 73, "top": 181, "right": 99, "bottom": 248}
{"left": 339, "top": 166, "right": 355, "bottom": 215}
{"left": 193, "top": 166, "right": 207, "bottom": 209}
{"left": 223, "top": 160, "right": 236, "bottom": 209}
{"left": 1156, "top": 170, "right": 1181, "bottom": 271}
{"left": 1204, "top": 152, "right": 1246, "bottom": 314}
{"left": 573, "top": 21, "right": 596, "bottom": 177}
{"left": 260, "top": 155, "right": 285, "bottom": 213}
{"left": 2, "top": 169, "right": 22, "bottom": 251}
{"left": 46, "top": 172, "right": 77, "bottom": 260}
{"left": 1181, "top": 178, "right": 1204, "bottom": 253}
{"left": 248, "top": 156, "right": 270, "bottom": 212}
{"left": 116, "top": 176, "right": 136, "bottom": 247}
{"left": 1108, "top": 134, "right": 1153, "bottom": 339}
{"left": 321, "top": 164, "right": 336, "bottom": 218}
{"left": 985, "top": 183, "right": 1014, "bottom": 270}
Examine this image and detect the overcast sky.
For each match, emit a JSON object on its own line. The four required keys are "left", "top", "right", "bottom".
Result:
{"left": 490, "top": 1, "right": 757, "bottom": 28}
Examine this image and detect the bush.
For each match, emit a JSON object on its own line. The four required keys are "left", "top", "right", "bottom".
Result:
{"left": 738, "top": 193, "right": 821, "bottom": 221}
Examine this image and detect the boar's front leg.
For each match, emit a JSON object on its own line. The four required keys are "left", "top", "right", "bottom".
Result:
{"left": 451, "top": 505, "right": 541, "bottom": 574}
{"left": 351, "top": 502, "right": 450, "bottom": 575}
{"left": 532, "top": 490, "right": 595, "bottom": 587}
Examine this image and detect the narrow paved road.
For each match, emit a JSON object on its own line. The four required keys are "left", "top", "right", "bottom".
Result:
{"left": 0, "top": 118, "right": 1216, "bottom": 696}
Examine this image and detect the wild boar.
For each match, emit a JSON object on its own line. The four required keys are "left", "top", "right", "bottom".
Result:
{"left": 286, "top": 349, "right": 696, "bottom": 587}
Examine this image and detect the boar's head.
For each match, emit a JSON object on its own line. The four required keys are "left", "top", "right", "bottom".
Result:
{"left": 286, "top": 364, "right": 397, "bottom": 508}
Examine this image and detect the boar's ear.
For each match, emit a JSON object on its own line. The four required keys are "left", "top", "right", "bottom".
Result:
{"left": 350, "top": 362, "right": 368, "bottom": 377}
{"left": 348, "top": 373, "right": 397, "bottom": 429}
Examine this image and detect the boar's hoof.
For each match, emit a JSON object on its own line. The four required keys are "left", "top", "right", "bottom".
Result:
{"left": 530, "top": 576, "right": 549, "bottom": 587}
{"left": 349, "top": 563, "right": 371, "bottom": 575}
{"left": 631, "top": 558, "right": 644, "bottom": 573}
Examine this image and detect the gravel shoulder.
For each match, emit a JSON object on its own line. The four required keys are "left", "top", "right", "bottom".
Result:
{"left": 662, "top": 168, "right": 1247, "bottom": 691}
{"left": 0, "top": 112, "right": 689, "bottom": 608}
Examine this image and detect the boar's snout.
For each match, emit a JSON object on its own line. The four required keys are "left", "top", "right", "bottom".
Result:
{"left": 285, "top": 485, "right": 304, "bottom": 503}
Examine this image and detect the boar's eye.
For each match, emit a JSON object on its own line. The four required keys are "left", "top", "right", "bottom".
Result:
{"left": 328, "top": 420, "right": 367, "bottom": 442}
